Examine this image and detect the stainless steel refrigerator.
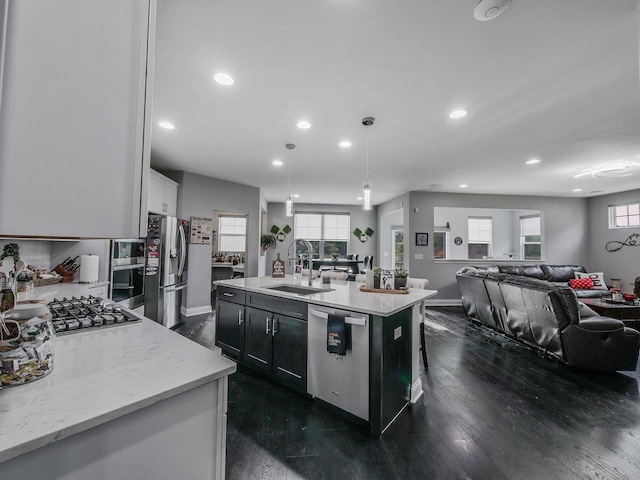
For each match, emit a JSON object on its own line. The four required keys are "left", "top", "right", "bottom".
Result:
{"left": 144, "top": 215, "right": 188, "bottom": 328}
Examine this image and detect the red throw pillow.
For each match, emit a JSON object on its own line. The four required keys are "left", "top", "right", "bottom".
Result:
{"left": 570, "top": 277, "right": 594, "bottom": 290}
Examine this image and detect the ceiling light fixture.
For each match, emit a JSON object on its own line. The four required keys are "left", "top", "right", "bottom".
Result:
{"left": 213, "top": 73, "right": 234, "bottom": 86}
{"left": 272, "top": 159, "right": 283, "bottom": 166}
{"left": 297, "top": 121, "right": 311, "bottom": 129}
{"left": 361, "top": 117, "right": 375, "bottom": 211}
{"left": 339, "top": 140, "right": 352, "bottom": 148}
{"left": 525, "top": 158, "right": 541, "bottom": 165}
{"left": 158, "top": 121, "right": 175, "bottom": 129}
{"left": 449, "top": 110, "right": 468, "bottom": 119}
{"left": 459, "top": 184, "right": 468, "bottom": 188}
{"left": 285, "top": 143, "right": 295, "bottom": 217}
{"left": 572, "top": 188, "right": 582, "bottom": 192}
{"left": 474, "top": 0, "right": 511, "bottom": 21}
{"left": 574, "top": 161, "right": 640, "bottom": 179}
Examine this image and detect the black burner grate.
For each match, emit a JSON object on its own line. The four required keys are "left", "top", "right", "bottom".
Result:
{"left": 48, "top": 296, "right": 141, "bottom": 335}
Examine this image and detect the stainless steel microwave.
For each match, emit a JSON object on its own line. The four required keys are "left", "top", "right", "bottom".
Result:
{"left": 109, "top": 239, "right": 146, "bottom": 308}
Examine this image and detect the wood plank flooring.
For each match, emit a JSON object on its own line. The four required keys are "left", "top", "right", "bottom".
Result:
{"left": 184, "top": 307, "right": 640, "bottom": 480}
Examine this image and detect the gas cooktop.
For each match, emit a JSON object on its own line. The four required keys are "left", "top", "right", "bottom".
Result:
{"left": 48, "top": 296, "right": 141, "bottom": 335}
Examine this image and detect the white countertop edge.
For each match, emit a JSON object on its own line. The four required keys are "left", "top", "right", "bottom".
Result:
{"left": 0, "top": 314, "right": 237, "bottom": 464}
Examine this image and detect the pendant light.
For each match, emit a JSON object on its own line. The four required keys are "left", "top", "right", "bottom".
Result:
{"left": 285, "top": 143, "right": 295, "bottom": 217}
{"left": 362, "top": 117, "right": 374, "bottom": 211}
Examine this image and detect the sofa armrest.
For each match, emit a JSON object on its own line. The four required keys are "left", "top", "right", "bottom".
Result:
{"left": 573, "top": 317, "right": 625, "bottom": 332}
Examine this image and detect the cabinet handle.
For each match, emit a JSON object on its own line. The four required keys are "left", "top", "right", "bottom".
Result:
{"left": 272, "top": 318, "right": 278, "bottom": 336}
{"left": 223, "top": 292, "right": 235, "bottom": 297}
{"left": 265, "top": 317, "right": 271, "bottom": 335}
{"left": 238, "top": 310, "right": 243, "bottom": 325}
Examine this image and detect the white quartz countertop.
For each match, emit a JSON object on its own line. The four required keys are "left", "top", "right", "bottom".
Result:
{"left": 214, "top": 275, "right": 437, "bottom": 316}
{"left": 16, "top": 281, "right": 110, "bottom": 304}
{"left": 0, "top": 313, "right": 236, "bottom": 463}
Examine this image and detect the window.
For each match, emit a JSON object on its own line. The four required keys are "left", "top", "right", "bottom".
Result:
{"left": 468, "top": 217, "right": 492, "bottom": 259}
{"left": 294, "top": 212, "right": 350, "bottom": 257}
{"left": 392, "top": 229, "right": 404, "bottom": 269}
{"left": 520, "top": 215, "right": 541, "bottom": 260}
{"left": 433, "top": 230, "right": 448, "bottom": 259}
{"left": 609, "top": 202, "right": 640, "bottom": 228}
{"left": 218, "top": 216, "right": 246, "bottom": 252}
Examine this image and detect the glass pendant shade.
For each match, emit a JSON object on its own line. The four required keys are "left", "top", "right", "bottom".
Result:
{"left": 285, "top": 194, "right": 294, "bottom": 217}
{"left": 363, "top": 182, "right": 372, "bottom": 211}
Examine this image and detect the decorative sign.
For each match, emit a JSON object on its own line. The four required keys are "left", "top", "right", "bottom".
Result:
{"left": 270, "top": 224, "right": 291, "bottom": 241}
{"left": 380, "top": 269, "right": 394, "bottom": 290}
{"left": 454, "top": 236, "right": 463, "bottom": 246}
{"left": 190, "top": 217, "right": 213, "bottom": 244}
{"left": 606, "top": 232, "right": 639, "bottom": 252}
{"left": 272, "top": 253, "right": 285, "bottom": 278}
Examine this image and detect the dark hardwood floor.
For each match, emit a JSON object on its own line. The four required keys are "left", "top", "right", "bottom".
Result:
{"left": 182, "top": 307, "right": 640, "bottom": 480}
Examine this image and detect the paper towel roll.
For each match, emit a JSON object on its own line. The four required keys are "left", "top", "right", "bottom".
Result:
{"left": 79, "top": 255, "right": 99, "bottom": 283}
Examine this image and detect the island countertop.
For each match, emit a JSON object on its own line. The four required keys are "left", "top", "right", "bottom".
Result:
{"left": 214, "top": 275, "right": 436, "bottom": 316}
{"left": 0, "top": 313, "right": 237, "bottom": 464}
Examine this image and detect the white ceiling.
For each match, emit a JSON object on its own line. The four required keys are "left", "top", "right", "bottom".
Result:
{"left": 151, "top": 0, "right": 640, "bottom": 206}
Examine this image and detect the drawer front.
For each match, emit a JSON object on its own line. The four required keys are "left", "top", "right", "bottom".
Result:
{"left": 246, "top": 292, "right": 307, "bottom": 320}
{"left": 216, "top": 286, "right": 246, "bottom": 305}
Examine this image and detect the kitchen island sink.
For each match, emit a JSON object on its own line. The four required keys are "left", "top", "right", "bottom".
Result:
{"left": 264, "top": 284, "right": 333, "bottom": 295}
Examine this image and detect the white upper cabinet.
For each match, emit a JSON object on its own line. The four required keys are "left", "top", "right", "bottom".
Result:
{"left": 0, "top": 0, "right": 155, "bottom": 239}
{"left": 148, "top": 169, "right": 178, "bottom": 217}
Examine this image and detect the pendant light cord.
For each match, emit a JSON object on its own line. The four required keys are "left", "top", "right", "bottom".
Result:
{"left": 365, "top": 125, "right": 370, "bottom": 183}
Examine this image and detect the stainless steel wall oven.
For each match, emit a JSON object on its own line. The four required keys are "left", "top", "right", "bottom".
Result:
{"left": 109, "top": 239, "right": 146, "bottom": 308}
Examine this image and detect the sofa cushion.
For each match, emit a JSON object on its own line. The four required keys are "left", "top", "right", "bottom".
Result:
{"left": 575, "top": 271, "right": 608, "bottom": 290}
{"left": 541, "top": 264, "right": 586, "bottom": 282}
{"left": 570, "top": 277, "right": 594, "bottom": 290}
{"left": 498, "top": 264, "right": 546, "bottom": 279}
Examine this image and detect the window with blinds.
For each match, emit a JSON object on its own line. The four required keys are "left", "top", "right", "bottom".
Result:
{"left": 520, "top": 215, "right": 541, "bottom": 260}
{"left": 218, "top": 216, "right": 247, "bottom": 252}
{"left": 467, "top": 217, "right": 492, "bottom": 259}
{"left": 294, "top": 213, "right": 350, "bottom": 257}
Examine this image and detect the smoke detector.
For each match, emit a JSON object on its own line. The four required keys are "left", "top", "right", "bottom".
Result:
{"left": 474, "top": 0, "right": 511, "bottom": 21}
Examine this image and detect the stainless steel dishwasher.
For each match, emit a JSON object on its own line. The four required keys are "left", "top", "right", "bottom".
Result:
{"left": 307, "top": 306, "right": 369, "bottom": 421}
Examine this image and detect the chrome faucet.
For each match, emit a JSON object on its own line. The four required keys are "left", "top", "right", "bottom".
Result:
{"left": 287, "top": 239, "right": 314, "bottom": 286}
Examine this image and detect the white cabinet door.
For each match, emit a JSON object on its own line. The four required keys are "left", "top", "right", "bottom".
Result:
{"left": 163, "top": 179, "right": 178, "bottom": 217}
{"left": 0, "top": 0, "right": 154, "bottom": 238}
{"left": 148, "top": 169, "right": 167, "bottom": 215}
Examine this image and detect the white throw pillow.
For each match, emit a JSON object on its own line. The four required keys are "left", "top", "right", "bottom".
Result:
{"left": 575, "top": 272, "right": 608, "bottom": 291}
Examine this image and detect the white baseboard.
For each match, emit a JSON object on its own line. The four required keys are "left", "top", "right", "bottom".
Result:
{"left": 410, "top": 378, "right": 424, "bottom": 404}
{"left": 181, "top": 305, "right": 212, "bottom": 317}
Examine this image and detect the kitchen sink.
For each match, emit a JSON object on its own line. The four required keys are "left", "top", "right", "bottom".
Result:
{"left": 265, "top": 284, "right": 333, "bottom": 295}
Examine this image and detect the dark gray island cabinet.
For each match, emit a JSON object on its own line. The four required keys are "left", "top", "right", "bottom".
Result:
{"left": 214, "top": 276, "right": 437, "bottom": 437}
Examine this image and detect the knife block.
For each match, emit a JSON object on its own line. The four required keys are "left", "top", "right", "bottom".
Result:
{"left": 53, "top": 264, "right": 75, "bottom": 283}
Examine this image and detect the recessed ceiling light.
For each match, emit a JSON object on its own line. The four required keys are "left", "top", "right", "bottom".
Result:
{"left": 213, "top": 73, "right": 234, "bottom": 86}
{"left": 158, "top": 121, "right": 175, "bottom": 129}
{"left": 339, "top": 140, "right": 352, "bottom": 148}
{"left": 297, "top": 121, "right": 311, "bottom": 129}
{"left": 293, "top": 194, "right": 300, "bottom": 198}
{"left": 572, "top": 188, "right": 582, "bottom": 192}
{"left": 449, "top": 110, "right": 468, "bottom": 119}
{"left": 272, "top": 160, "right": 283, "bottom": 166}
{"left": 357, "top": 197, "right": 363, "bottom": 201}
{"left": 430, "top": 184, "right": 443, "bottom": 188}
{"left": 459, "top": 184, "right": 468, "bottom": 188}
{"left": 525, "top": 158, "right": 541, "bottom": 165}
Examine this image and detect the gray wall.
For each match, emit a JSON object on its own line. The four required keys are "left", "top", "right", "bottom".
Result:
{"left": 377, "top": 191, "right": 590, "bottom": 303}
{"left": 266, "top": 202, "right": 378, "bottom": 275}
{"left": 162, "top": 170, "right": 261, "bottom": 314}
{"left": 587, "top": 189, "right": 640, "bottom": 294}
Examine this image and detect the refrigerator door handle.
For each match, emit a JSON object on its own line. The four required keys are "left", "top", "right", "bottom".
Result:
{"left": 178, "top": 223, "right": 187, "bottom": 277}
{"left": 163, "top": 283, "right": 188, "bottom": 292}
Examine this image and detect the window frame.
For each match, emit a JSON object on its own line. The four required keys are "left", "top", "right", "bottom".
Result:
{"left": 467, "top": 216, "right": 492, "bottom": 260}
{"left": 520, "top": 214, "right": 541, "bottom": 260}
{"left": 608, "top": 201, "right": 640, "bottom": 229}
{"left": 433, "top": 230, "right": 448, "bottom": 259}
{"left": 217, "top": 215, "right": 247, "bottom": 252}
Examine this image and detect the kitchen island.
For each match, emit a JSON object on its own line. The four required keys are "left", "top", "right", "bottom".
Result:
{"left": 213, "top": 275, "right": 436, "bottom": 436}
{"left": 0, "top": 310, "right": 236, "bottom": 479}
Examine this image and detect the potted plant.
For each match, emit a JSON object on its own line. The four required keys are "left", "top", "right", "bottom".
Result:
{"left": 260, "top": 234, "right": 277, "bottom": 252}
{"left": 0, "top": 243, "right": 20, "bottom": 263}
{"left": 394, "top": 267, "right": 408, "bottom": 290}
{"left": 373, "top": 267, "right": 381, "bottom": 289}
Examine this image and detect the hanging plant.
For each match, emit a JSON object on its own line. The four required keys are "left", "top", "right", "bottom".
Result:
{"left": 261, "top": 234, "right": 277, "bottom": 251}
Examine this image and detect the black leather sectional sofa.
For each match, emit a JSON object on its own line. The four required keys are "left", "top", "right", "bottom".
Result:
{"left": 456, "top": 265, "right": 640, "bottom": 371}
